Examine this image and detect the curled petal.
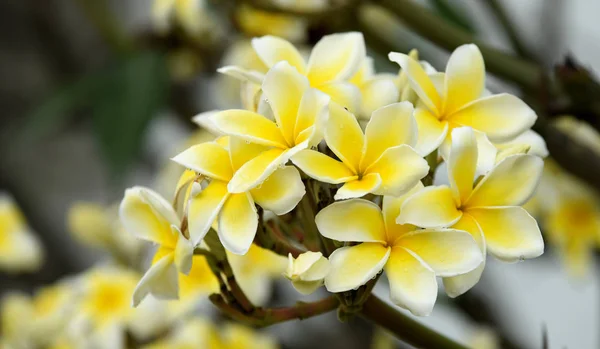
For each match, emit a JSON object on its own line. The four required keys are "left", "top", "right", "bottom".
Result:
{"left": 132, "top": 253, "right": 178, "bottom": 307}
{"left": 250, "top": 166, "right": 305, "bottom": 215}
{"left": 291, "top": 150, "right": 357, "bottom": 184}
{"left": 315, "top": 199, "right": 387, "bottom": 243}
{"left": 325, "top": 243, "right": 390, "bottom": 293}
{"left": 227, "top": 148, "right": 289, "bottom": 193}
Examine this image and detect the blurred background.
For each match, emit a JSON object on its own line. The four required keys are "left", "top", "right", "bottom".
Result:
{"left": 0, "top": 0, "right": 599, "bottom": 348}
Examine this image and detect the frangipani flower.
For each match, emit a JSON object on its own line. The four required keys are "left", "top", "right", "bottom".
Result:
{"left": 76, "top": 267, "right": 140, "bottom": 349}
{"left": 0, "top": 192, "right": 43, "bottom": 273}
{"left": 348, "top": 57, "right": 398, "bottom": 119}
{"left": 218, "top": 322, "right": 279, "bottom": 349}
{"left": 219, "top": 32, "right": 364, "bottom": 112}
{"left": 284, "top": 251, "right": 330, "bottom": 295}
{"left": 494, "top": 130, "right": 549, "bottom": 162}
{"left": 398, "top": 127, "right": 544, "bottom": 297}
{"left": 389, "top": 44, "right": 536, "bottom": 157}
{"left": 273, "top": 0, "right": 327, "bottom": 11}
{"left": 227, "top": 244, "right": 287, "bottom": 305}
{"left": 210, "top": 60, "right": 329, "bottom": 194}
{"left": 315, "top": 186, "right": 482, "bottom": 316}
{"left": 172, "top": 136, "right": 305, "bottom": 254}
{"left": 395, "top": 49, "right": 436, "bottom": 105}
{"left": 293, "top": 102, "right": 429, "bottom": 200}
{"left": 119, "top": 187, "right": 194, "bottom": 306}
{"left": 142, "top": 317, "right": 220, "bottom": 349}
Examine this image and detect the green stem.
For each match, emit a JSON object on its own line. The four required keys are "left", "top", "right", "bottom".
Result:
{"left": 255, "top": 208, "right": 306, "bottom": 258}
{"left": 360, "top": 295, "right": 468, "bottom": 349}
{"left": 298, "top": 187, "right": 321, "bottom": 252}
{"left": 375, "top": 0, "right": 542, "bottom": 90}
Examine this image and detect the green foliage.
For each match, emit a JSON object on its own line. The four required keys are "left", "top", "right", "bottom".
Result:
{"left": 428, "top": 0, "right": 476, "bottom": 34}
{"left": 23, "top": 50, "right": 169, "bottom": 178}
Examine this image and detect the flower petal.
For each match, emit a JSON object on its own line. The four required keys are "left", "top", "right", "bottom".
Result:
{"left": 325, "top": 243, "right": 390, "bottom": 292}
{"left": 388, "top": 52, "right": 441, "bottom": 115}
{"left": 192, "top": 110, "right": 223, "bottom": 135}
{"left": 334, "top": 173, "right": 382, "bottom": 200}
{"left": 395, "top": 229, "right": 483, "bottom": 277}
{"left": 294, "top": 88, "right": 330, "bottom": 144}
{"left": 306, "top": 32, "right": 366, "bottom": 85}
{"left": 251, "top": 35, "right": 306, "bottom": 73}
{"left": 397, "top": 185, "right": 462, "bottom": 228}
{"left": 496, "top": 129, "right": 549, "bottom": 158}
{"left": 442, "top": 263, "right": 485, "bottom": 298}
{"left": 325, "top": 103, "right": 364, "bottom": 173}
{"left": 262, "top": 61, "right": 310, "bottom": 144}
{"left": 361, "top": 102, "right": 417, "bottom": 169}
{"left": 227, "top": 148, "right": 289, "bottom": 193}
{"left": 465, "top": 154, "right": 543, "bottom": 208}
{"left": 173, "top": 226, "right": 193, "bottom": 275}
{"left": 448, "top": 93, "right": 537, "bottom": 142}
{"left": 468, "top": 206, "right": 544, "bottom": 262}
{"left": 447, "top": 127, "right": 478, "bottom": 204}
{"left": 228, "top": 137, "right": 270, "bottom": 172}
{"left": 216, "top": 66, "right": 265, "bottom": 85}
{"left": 443, "top": 44, "right": 485, "bottom": 115}
{"left": 218, "top": 193, "right": 258, "bottom": 255}
{"left": 132, "top": 253, "right": 178, "bottom": 307}
{"left": 385, "top": 247, "right": 437, "bottom": 316}
{"left": 172, "top": 142, "right": 233, "bottom": 181}
{"left": 358, "top": 77, "right": 399, "bottom": 118}
{"left": 250, "top": 166, "right": 305, "bottom": 215}
{"left": 211, "top": 109, "right": 287, "bottom": 148}
{"left": 120, "top": 187, "right": 179, "bottom": 247}
{"left": 315, "top": 199, "right": 386, "bottom": 243}
{"left": 382, "top": 183, "right": 423, "bottom": 242}
{"left": 291, "top": 149, "right": 356, "bottom": 184}
{"left": 188, "top": 180, "right": 230, "bottom": 244}
{"left": 317, "top": 81, "right": 361, "bottom": 114}
{"left": 413, "top": 108, "right": 448, "bottom": 156}
{"left": 291, "top": 280, "right": 324, "bottom": 295}
{"left": 366, "top": 145, "right": 429, "bottom": 197}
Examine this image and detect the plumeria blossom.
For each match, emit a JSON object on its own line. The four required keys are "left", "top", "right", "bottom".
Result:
{"left": 315, "top": 185, "right": 482, "bottom": 316}
{"left": 389, "top": 44, "right": 537, "bottom": 158}
{"left": 293, "top": 102, "right": 429, "bottom": 200}
{"left": 349, "top": 56, "right": 399, "bottom": 119}
{"left": 152, "top": 0, "right": 213, "bottom": 36}
{"left": 236, "top": 4, "right": 307, "bottom": 42}
{"left": 395, "top": 49, "right": 436, "bottom": 105}
{"left": 0, "top": 192, "right": 43, "bottom": 273}
{"left": 172, "top": 136, "right": 305, "bottom": 254}
{"left": 119, "top": 187, "right": 194, "bottom": 306}
{"left": 398, "top": 127, "right": 545, "bottom": 297}
{"left": 219, "top": 32, "right": 364, "bottom": 112}
{"left": 210, "top": 60, "right": 329, "bottom": 194}
{"left": 284, "top": 251, "right": 331, "bottom": 295}
{"left": 227, "top": 244, "right": 288, "bottom": 305}
{"left": 494, "top": 130, "right": 549, "bottom": 161}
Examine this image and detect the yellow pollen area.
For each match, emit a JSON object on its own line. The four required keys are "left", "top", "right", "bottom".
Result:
{"left": 81, "top": 274, "right": 136, "bottom": 326}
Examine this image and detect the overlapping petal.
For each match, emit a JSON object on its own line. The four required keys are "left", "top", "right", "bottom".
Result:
{"left": 397, "top": 186, "right": 462, "bottom": 228}
{"left": 294, "top": 88, "right": 330, "bottom": 144}
{"left": 172, "top": 142, "right": 233, "bottom": 181}
{"left": 413, "top": 108, "right": 448, "bottom": 156}
{"left": 467, "top": 206, "right": 544, "bottom": 262}
{"left": 132, "top": 253, "right": 178, "bottom": 307}
{"left": 315, "top": 199, "right": 386, "bottom": 243}
{"left": 188, "top": 180, "right": 229, "bottom": 244}
{"left": 291, "top": 150, "right": 357, "bottom": 184}
{"left": 358, "top": 77, "right": 399, "bottom": 118}
{"left": 385, "top": 247, "right": 437, "bottom": 316}
{"left": 325, "top": 103, "right": 364, "bottom": 173}
{"left": 251, "top": 35, "right": 306, "bottom": 73}
{"left": 250, "top": 166, "right": 305, "bottom": 215}
{"left": 318, "top": 82, "right": 361, "bottom": 113}
{"left": 211, "top": 110, "right": 287, "bottom": 148}
{"left": 218, "top": 193, "right": 258, "bottom": 255}
{"left": 447, "top": 127, "right": 478, "bottom": 204}
{"left": 306, "top": 32, "right": 365, "bottom": 85}
{"left": 325, "top": 243, "right": 390, "bottom": 293}
{"left": 382, "top": 183, "right": 423, "bottom": 242}
{"left": 227, "top": 148, "right": 288, "bottom": 193}
{"left": 335, "top": 173, "right": 382, "bottom": 200}
{"left": 465, "top": 154, "right": 543, "bottom": 208}
{"left": 443, "top": 44, "right": 485, "bottom": 115}
{"left": 366, "top": 145, "right": 429, "bottom": 197}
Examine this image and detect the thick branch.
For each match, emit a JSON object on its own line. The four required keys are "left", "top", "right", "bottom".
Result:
{"left": 376, "top": 0, "right": 542, "bottom": 90}
{"left": 360, "top": 295, "right": 468, "bottom": 349}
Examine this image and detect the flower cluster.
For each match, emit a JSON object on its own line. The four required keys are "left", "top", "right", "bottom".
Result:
{"left": 120, "top": 32, "right": 546, "bottom": 317}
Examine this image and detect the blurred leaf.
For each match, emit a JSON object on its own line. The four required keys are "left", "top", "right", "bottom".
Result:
{"left": 23, "top": 50, "right": 169, "bottom": 178}
{"left": 90, "top": 51, "right": 169, "bottom": 177}
{"left": 428, "top": 0, "right": 476, "bottom": 34}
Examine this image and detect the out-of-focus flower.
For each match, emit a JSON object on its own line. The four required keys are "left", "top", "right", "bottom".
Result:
{"left": 152, "top": 0, "right": 213, "bottom": 36}
{"left": 219, "top": 32, "right": 364, "bottom": 112}
{"left": 218, "top": 322, "right": 279, "bottom": 349}
{"left": 293, "top": 102, "right": 428, "bottom": 200}
{"left": 75, "top": 267, "right": 140, "bottom": 349}
{"left": 316, "top": 184, "right": 482, "bottom": 316}
{"left": 236, "top": 4, "right": 307, "bottom": 43}
{"left": 554, "top": 115, "right": 600, "bottom": 154}
{"left": 349, "top": 57, "right": 398, "bottom": 119}
{"left": 1, "top": 292, "right": 34, "bottom": 348}
{"left": 389, "top": 45, "right": 536, "bottom": 157}
{"left": 469, "top": 327, "right": 500, "bottom": 349}
{"left": 398, "top": 127, "right": 544, "bottom": 297}
{"left": 142, "top": 317, "right": 220, "bottom": 349}
{"left": 68, "top": 202, "right": 143, "bottom": 263}
{"left": 0, "top": 192, "right": 43, "bottom": 273}
{"left": 370, "top": 327, "right": 396, "bottom": 349}
{"left": 284, "top": 251, "right": 330, "bottom": 295}
{"left": 227, "top": 244, "right": 287, "bottom": 305}
{"left": 272, "top": 0, "right": 328, "bottom": 11}
{"left": 172, "top": 136, "right": 305, "bottom": 255}
{"left": 119, "top": 187, "right": 194, "bottom": 306}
